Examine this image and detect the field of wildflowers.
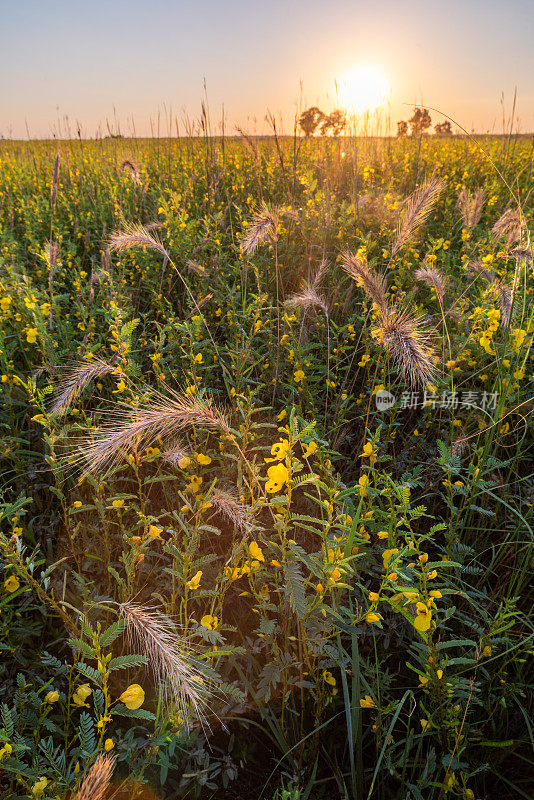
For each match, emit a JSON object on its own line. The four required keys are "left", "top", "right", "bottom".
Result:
{"left": 0, "top": 132, "right": 532, "bottom": 799}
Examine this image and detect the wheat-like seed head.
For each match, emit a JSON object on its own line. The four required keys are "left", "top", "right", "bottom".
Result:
{"left": 415, "top": 265, "right": 447, "bottom": 301}
{"left": 456, "top": 187, "right": 485, "bottom": 230}
{"left": 285, "top": 285, "right": 329, "bottom": 316}
{"left": 493, "top": 281, "right": 514, "bottom": 327}
{"left": 74, "top": 754, "right": 115, "bottom": 800}
{"left": 372, "top": 306, "right": 436, "bottom": 387}
{"left": 77, "top": 388, "right": 230, "bottom": 472}
{"left": 49, "top": 357, "right": 118, "bottom": 415}
{"left": 119, "top": 602, "right": 209, "bottom": 725}
{"left": 341, "top": 251, "right": 387, "bottom": 312}
{"left": 108, "top": 222, "right": 169, "bottom": 260}
{"left": 241, "top": 202, "right": 280, "bottom": 255}
{"left": 392, "top": 177, "right": 445, "bottom": 255}
{"left": 121, "top": 159, "right": 141, "bottom": 184}
{"left": 467, "top": 259, "right": 495, "bottom": 283}
{"left": 209, "top": 488, "right": 254, "bottom": 533}
{"left": 492, "top": 206, "right": 523, "bottom": 248}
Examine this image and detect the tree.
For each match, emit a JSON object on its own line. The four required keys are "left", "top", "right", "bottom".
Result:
{"left": 408, "top": 107, "right": 432, "bottom": 136}
{"left": 298, "top": 107, "right": 325, "bottom": 137}
{"left": 435, "top": 120, "right": 452, "bottom": 136}
{"left": 397, "top": 120, "right": 408, "bottom": 137}
{"left": 320, "top": 109, "right": 347, "bottom": 136}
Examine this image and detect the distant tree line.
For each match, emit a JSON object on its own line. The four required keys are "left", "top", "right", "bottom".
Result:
{"left": 397, "top": 108, "right": 453, "bottom": 137}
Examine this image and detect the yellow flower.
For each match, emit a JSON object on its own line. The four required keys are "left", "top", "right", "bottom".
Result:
{"left": 329, "top": 567, "right": 342, "bottom": 583}
{"left": 148, "top": 525, "right": 163, "bottom": 539}
{"left": 112, "top": 498, "right": 125, "bottom": 508}
{"left": 368, "top": 591, "right": 380, "bottom": 602}
{"left": 4, "top": 575, "right": 20, "bottom": 593}
{"left": 104, "top": 738, "right": 115, "bottom": 751}
{"left": 414, "top": 602, "right": 432, "bottom": 633}
{"left": 276, "top": 409, "right": 287, "bottom": 421}
{"left": 196, "top": 453, "right": 212, "bottom": 465}
{"left": 377, "top": 530, "right": 389, "bottom": 539}
{"left": 115, "top": 379, "right": 126, "bottom": 392}
{"left": 73, "top": 501, "right": 82, "bottom": 508}
{"left": 427, "top": 569, "right": 437, "bottom": 579}
{"left": 177, "top": 455, "right": 193, "bottom": 469}
{"left": 118, "top": 684, "right": 145, "bottom": 710}
{"left": 200, "top": 614, "right": 218, "bottom": 630}
{"left": 248, "top": 541, "right": 265, "bottom": 562}
{"left": 322, "top": 669, "right": 336, "bottom": 686}
{"left": 97, "top": 715, "right": 112, "bottom": 729}
{"left": 358, "top": 475, "right": 369, "bottom": 496}
{"left": 303, "top": 441, "right": 318, "bottom": 458}
{"left": 186, "top": 475, "right": 203, "bottom": 493}
{"left": 265, "top": 439, "right": 291, "bottom": 462}
{"left": 32, "top": 777, "right": 49, "bottom": 797}
{"left": 26, "top": 328, "right": 38, "bottom": 344}
{"left": 0, "top": 743, "right": 13, "bottom": 760}
{"left": 294, "top": 369, "right": 305, "bottom": 383}
{"left": 359, "top": 694, "right": 375, "bottom": 708}
{"left": 482, "top": 645, "right": 492, "bottom": 658}
{"left": 382, "top": 548, "right": 399, "bottom": 570}
{"left": 265, "top": 462, "right": 289, "bottom": 493}
{"left": 366, "top": 612, "right": 381, "bottom": 624}
{"left": 45, "top": 690, "right": 59, "bottom": 704}
{"left": 73, "top": 683, "right": 92, "bottom": 707}
{"left": 360, "top": 442, "right": 375, "bottom": 458}
{"left": 194, "top": 352, "right": 203, "bottom": 363}
{"left": 420, "top": 718, "right": 431, "bottom": 731}
{"left": 186, "top": 570, "right": 202, "bottom": 590}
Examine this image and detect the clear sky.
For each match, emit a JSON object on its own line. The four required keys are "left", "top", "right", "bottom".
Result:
{"left": 1, "top": 0, "right": 533, "bottom": 138}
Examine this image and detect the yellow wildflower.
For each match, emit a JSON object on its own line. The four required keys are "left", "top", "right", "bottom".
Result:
{"left": 265, "top": 462, "right": 289, "bottom": 493}
{"left": 118, "top": 684, "right": 145, "bottom": 710}
{"left": 186, "top": 570, "right": 203, "bottom": 590}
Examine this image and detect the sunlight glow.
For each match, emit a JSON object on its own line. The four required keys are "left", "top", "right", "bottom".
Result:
{"left": 338, "top": 64, "right": 390, "bottom": 114}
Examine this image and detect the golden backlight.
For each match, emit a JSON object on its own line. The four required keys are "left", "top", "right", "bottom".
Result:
{"left": 338, "top": 64, "right": 390, "bottom": 113}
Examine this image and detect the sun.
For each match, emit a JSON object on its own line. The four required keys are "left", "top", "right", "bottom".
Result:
{"left": 338, "top": 64, "right": 390, "bottom": 113}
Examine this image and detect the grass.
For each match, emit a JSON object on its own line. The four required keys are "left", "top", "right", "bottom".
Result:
{"left": 0, "top": 130, "right": 532, "bottom": 800}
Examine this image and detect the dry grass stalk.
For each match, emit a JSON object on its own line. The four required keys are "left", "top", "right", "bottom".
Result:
{"left": 121, "top": 159, "right": 141, "bottom": 184}
{"left": 492, "top": 206, "right": 523, "bottom": 248}
{"left": 373, "top": 306, "right": 436, "bottom": 387}
{"left": 493, "top": 281, "right": 514, "bottom": 327}
{"left": 74, "top": 753, "right": 115, "bottom": 800}
{"left": 456, "top": 187, "right": 485, "bottom": 230}
{"left": 186, "top": 259, "right": 208, "bottom": 276}
{"left": 49, "top": 358, "right": 118, "bottom": 415}
{"left": 509, "top": 246, "right": 533, "bottom": 262}
{"left": 241, "top": 202, "right": 280, "bottom": 255}
{"left": 119, "top": 602, "right": 208, "bottom": 725}
{"left": 80, "top": 388, "right": 230, "bottom": 472}
{"left": 341, "top": 251, "right": 387, "bottom": 312}
{"left": 162, "top": 442, "right": 192, "bottom": 466}
{"left": 285, "top": 284, "right": 329, "bottom": 316}
{"left": 467, "top": 259, "right": 495, "bottom": 283}
{"left": 415, "top": 265, "right": 446, "bottom": 302}
{"left": 108, "top": 222, "right": 169, "bottom": 260}
{"left": 210, "top": 488, "right": 253, "bottom": 533}
{"left": 392, "top": 177, "right": 445, "bottom": 255}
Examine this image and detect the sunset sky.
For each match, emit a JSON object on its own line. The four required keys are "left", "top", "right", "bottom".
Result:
{"left": 1, "top": 0, "right": 533, "bottom": 138}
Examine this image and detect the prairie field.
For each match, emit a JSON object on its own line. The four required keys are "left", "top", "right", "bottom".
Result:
{"left": 0, "top": 132, "right": 533, "bottom": 800}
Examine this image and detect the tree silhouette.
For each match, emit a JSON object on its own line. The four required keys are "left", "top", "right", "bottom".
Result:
{"left": 320, "top": 109, "right": 347, "bottom": 136}
{"left": 408, "top": 108, "right": 432, "bottom": 136}
{"left": 298, "top": 107, "right": 326, "bottom": 137}
{"left": 435, "top": 120, "right": 453, "bottom": 136}
{"left": 397, "top": 120, "right": 408, "bottom": 137}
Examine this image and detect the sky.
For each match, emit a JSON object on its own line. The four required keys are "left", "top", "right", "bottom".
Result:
{"left": 1, "top": 0, "right": 533, "bottom": 138}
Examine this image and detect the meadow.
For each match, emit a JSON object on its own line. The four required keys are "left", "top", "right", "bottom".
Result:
{"left": 0, "top": 130, "right": 532, "bottom": 800}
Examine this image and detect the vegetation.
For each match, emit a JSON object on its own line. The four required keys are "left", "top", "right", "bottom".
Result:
{"left": 0, "top": 130, "right": 532, "bottom": 800}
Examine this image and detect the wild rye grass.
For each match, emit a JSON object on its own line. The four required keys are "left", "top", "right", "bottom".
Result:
{"left": 0, "top": 133, "right": 532, "bottom": 800}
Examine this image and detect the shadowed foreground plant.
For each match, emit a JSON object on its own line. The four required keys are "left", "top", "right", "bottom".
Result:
{"left": 415, "top": 265, "right": 447, "bottom": 302}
